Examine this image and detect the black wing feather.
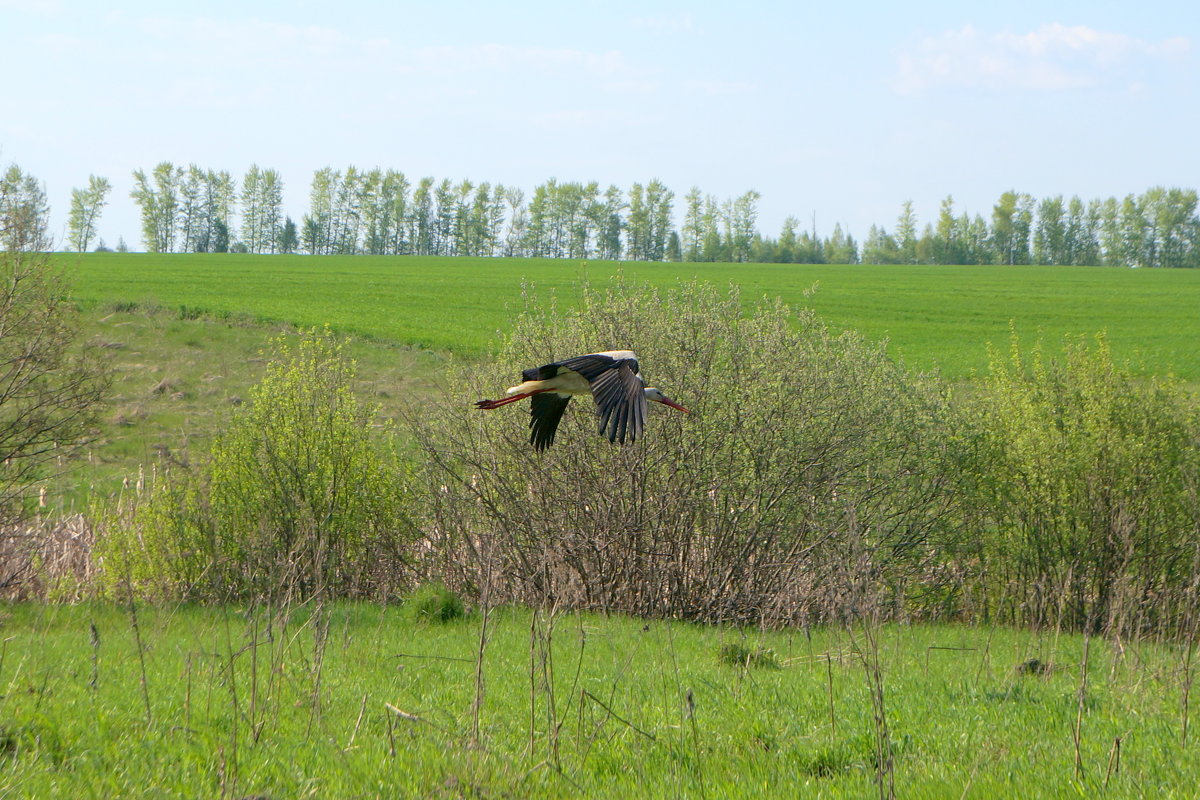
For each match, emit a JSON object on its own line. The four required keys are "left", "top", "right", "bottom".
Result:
{"left": 523, "top": 363, "right": 559, "bottom": 381}
{"left": 554, "top": 354, "right": 639, "bottom": 382}
{"left": 589, "top": 362, "right": 647, "bottom": 444}
{"left": 529, "top": 393, "right": 571, "bottom": 452}
{"left": 523, "top": 353, "right": 641, "bottom": 383}
{"left": 590, "top": 368, "right": 625, "bottom": 434}
{"left": 522, "top": 354, "right": 638, "bottom": 382}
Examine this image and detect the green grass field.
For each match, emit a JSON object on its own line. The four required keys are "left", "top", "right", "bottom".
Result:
{"left": 59, "top": 253, "right": 1200, "bottom": 380}
{"left": 0, "top": 603, "right": 1195, "bottom": 798}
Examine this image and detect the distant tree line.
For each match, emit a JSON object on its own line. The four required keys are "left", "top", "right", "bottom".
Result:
{"left": 855, "top": 190, "right": 1200, "bottom": 269}
{"left": 4, "top": 159, "right": 1199, "bottom": 267}
{"left": 129, "top": 162, "right": 262, "bottom": 255}
{"left": 298, "top": 169, "right": 684, "bottom": 261}
{"left": 123, "top": 165, "right": 1200, "bottom": 268}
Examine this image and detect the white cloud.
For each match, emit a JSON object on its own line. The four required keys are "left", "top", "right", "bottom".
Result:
{"left": 893, "top": 23, "right": 1191, "bottom": 93}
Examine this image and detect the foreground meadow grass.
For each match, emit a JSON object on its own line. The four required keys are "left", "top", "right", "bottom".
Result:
{"left": 60, "top": 253, "right": 1200, "bottom": 380}
{"left": 1, "top": 603, "right": 1196, "bottom": 798}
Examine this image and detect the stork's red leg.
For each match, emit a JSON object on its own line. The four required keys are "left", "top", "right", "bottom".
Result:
{"left": 475, "top": 391, "right": 540, "bottom": 410}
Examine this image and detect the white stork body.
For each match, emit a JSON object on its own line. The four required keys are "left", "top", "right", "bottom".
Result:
{"left": 503, "top": 366, "right": 593, "bottom": 399}
{"left": 475, "top": 350, "right": 687, "bottom": 451}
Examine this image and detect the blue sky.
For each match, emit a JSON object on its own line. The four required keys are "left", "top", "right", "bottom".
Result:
{"left": 2, "top": 0, "right": 1197, "bottom": 250}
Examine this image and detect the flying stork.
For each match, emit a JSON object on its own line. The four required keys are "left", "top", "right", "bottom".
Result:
{"left": 475, "top": 350, "right": 689, "bottom": 451}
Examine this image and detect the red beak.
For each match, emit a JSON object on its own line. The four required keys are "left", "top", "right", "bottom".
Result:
{"left": 658, "top": 398, "right": 690, "bottom": 414}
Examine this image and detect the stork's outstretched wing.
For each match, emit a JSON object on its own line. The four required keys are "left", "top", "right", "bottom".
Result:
{"left": 524, "top": 351, "right": 640, "bottom": 383}
{"left": 529, "top": 393, "right": 571, "bottom": 452}
{"left": 589, "top": 361, "right": 647, "bottom": 445}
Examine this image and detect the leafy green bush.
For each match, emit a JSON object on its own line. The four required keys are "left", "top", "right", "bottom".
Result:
{"left": 403, "top": 582, "right": 466, "bottom": 623}
{"left": 102, "top": 328, "right": 415, "bottom": 601}
{"left": 960, "top": 331, "right": 1200, "bottom": 633}
{"left": 409, "top": 278, "right": 961, "bottom": 624}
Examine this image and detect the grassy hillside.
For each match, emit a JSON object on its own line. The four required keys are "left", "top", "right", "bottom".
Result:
{"left": 52, "top": 308, "right": 443, "bottom": 508}
{"left": 59, "top": 253, "right": 1200, "bottom": 380}
{"left": 1, "top": 603, "right": 1194, "bottom": 798}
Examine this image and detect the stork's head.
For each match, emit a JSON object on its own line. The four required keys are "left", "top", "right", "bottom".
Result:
{"left": 643, "top": 386, "right": 689, "bottom": 414}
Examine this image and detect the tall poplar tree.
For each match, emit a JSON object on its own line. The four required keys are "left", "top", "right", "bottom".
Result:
{"left": 67, "top": 175, "right": 111, "bottom": 252}
{"left": 131, "top": 162, "right": 183, "bottom": 253}
{"left": 178, "top": 165, "right": 206, "bottom": 252}
{"left": 645, "top": 179, "right": 675, "bottom": 262}
{"left": 596, "top": 185, "right": 624, "bottom": 261}
{"left": 625, "top": 183, "right": 647, "bottom": 261}
{"left": 991, "top": 191, "right": 1019, "bottom": 265}
{"left": 302, "top": 167, "right": 337, "bottom": 255}
{"left": 728, "top": 190, "right": 759, "bottom": 263}
{"left": 895, "top": 200, "right": 918, "bottom": 265}
{"left": 0, "top": 165, "right": 50, "bottom": 251}
{"left": 241, "top": 164, "right": 264, "bottom": 252}
{"left": 406, "top": 178, "right": 431, "bottom": 255}
{"left": 259, "top": 169, "right": 283, "bottom": 254}
{"left": 681, "top": 187, "right": 704, "bottom": 261}
{"left": 433, "top": 178, "right": 456, "bottom": 256}
{"left": 386, "top": 170, "right": 412, "bottom": 255}
{"left": 1033, "top": 195, "right": 1067, "bottom": 265}
{"left": 502, "top": 186, "right": 527, "bottom": 257}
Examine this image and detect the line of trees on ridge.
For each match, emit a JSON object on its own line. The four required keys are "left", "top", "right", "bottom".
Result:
{"left": 4, "top": 161, "right": 1200, "bottom": 267}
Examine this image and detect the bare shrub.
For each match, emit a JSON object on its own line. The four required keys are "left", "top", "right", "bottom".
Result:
{"left": 0, "top": 250, "right": 110, "bottom": 532}
{"left": 408, "top": 278, "right": 961, "bottom": 624}
{"left": 0, "top": 198, "right": 108, "bottom": 598}
{"left": 0, "top": 211, "right": 109, "bottom": 602}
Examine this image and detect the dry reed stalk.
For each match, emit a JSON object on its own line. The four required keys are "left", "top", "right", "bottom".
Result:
{"left": 856, "top": 617, "right": 896, "bottom": 800}
{"left": 1074, "top": 627, "right": 1093, "bottom": 780}
{"left": 580, "top": 689, "right": 656, "bottom": 741}
{"left": 471, "top": 552, "right": 494, "bottom": 749}
{"left": 184, "top": 651, "right": 193, "bottom": 732}
{"left": 306, "top": 602, "right": 330, "bottom": 737}
{"left": 219, "top": 607, "right": 241, "bottom": 796}
{"left": 1104, "top": 734, "right": 1124, "bottom": 788}
{"left": 346, "top": 693, "right": 369, "bottom": 750}
{"left": 826, "top": 652, "right": 837, "bottom": 738}
{"left": 1182, "top": 633, "right": 1197, "bottom": 746}
{"left": 0, "top": 514, "right": 94, "bottom": 599}
{"left": 385, "top": 702, "right": 449, "bottom": 733}
{"left": 88, "top": 620, "right": 99, "bottom": 691}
